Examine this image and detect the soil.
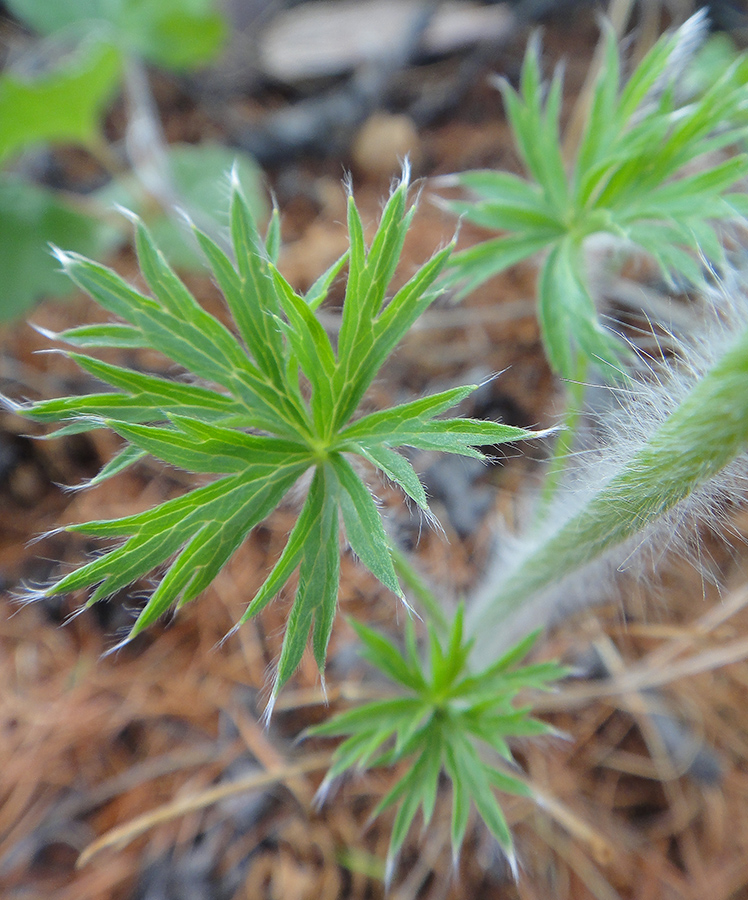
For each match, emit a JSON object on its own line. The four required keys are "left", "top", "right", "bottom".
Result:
{"left": 3, "top": 4, "right": 748, "bottom": 899}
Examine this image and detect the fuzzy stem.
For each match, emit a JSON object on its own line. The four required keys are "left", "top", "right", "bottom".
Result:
{"left": 467, "top": 319, "right": 748, "bottom": 656}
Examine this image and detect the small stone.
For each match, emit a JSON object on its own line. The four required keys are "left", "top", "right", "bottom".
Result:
{"left": 351, "top": 112, "right": 422, "bottom": 179}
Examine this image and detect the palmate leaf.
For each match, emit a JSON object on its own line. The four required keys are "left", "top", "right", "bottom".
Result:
{"left": 11, "top": 170, "right": 544, "bottom": 696}
{"left": 442, "top": 11, "right": 748, "bottom": 378}
{"left": 309, "top": 610, "right": 564, "bottom": 876}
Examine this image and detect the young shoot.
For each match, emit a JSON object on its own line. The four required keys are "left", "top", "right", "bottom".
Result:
{"left": 309, "top": 609, "right": 566, "bottom": 880}
{"left": 467, "top": 271, "right": 748, "bottom": 662}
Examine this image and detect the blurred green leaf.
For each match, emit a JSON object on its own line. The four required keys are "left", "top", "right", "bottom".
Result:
{"left": 7, "top": 0, "right": 226, "bottom": 70}
{"left": 95, "top": 143, "right": 267, "bottom": 269}
{"left": 0, "top": 176, "right": 117, "bottom": 320}
{"left": 681, "top": 32, "right": 744, "bottom": 100}
{"left": 0, "top": 37, "right": 121, "bottom": 164}
{"left": 443, "top": 12, "right": 748, "bottom": 378}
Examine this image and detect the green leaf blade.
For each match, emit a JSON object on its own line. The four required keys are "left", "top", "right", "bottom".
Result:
{"left": 339, "top": 385, "right": 477, "bottom": 443}
{"left": 329, "top": 454, "right": 403, "bottom": 600}
{"left": 354, "top": 444, "right": 428, "bottom": 510}
{"left": 0, "top": 38, "right": 121, "bottom": 165}
{"left": 275, "top": 467, "right": 340, "bottom": 689}
{"left": 446, "top": 231, "right": 559, "bottom": 299}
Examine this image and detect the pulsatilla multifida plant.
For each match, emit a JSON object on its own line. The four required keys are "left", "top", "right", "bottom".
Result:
{"left": 4, "top": 169, "right": 564, "bottom": 871}
{"left": 5, "top": 168, "right": 545, "bottom": 705}
{"left": 429, "top": 11, "right": 748, "bottom": 667}
{"left": 309, "top": 609, "right": 565, "bottom": 880}
{"left": 18, "top": 12, "right": 748, "bottom": 881}
{"left": 440, "top": 9, "right": 748, "bottom": 380}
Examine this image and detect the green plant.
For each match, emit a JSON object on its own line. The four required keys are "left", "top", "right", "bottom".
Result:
{"left": 9, "top": 170, "right": 542, "bottom": 708}
{"left": 441, "top": 11, "right": 748, "bottom": 378}
{"left": 20, "top": 13, "right": 748, "bottom": 884}
{"left": 430, "top": 11, "right": 748, "bottom": 668}
{"left": 465, "top": 275, "right": 748, "bottom": 660}
{"left": 310, "top": 610, "right": 565, "bottom": 879}
{"left": 304, "top": 28, "right": 748, "bottom": 875}
{"left": 0, "top": 0, "right": 265, "bottom": 319}
{"left": 0, "top": 32, "right": 124, "bottom": 319}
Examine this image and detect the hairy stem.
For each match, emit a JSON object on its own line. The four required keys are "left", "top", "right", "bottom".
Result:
{"left": 467, "top": 317, "right": 748, "bottom": 660}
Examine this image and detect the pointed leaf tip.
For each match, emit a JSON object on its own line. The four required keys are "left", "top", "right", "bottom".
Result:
{"left": 29, "top": 323, "right": 60, "bottom": 342}
{"left": 262, "top": 688, "right": 278, "bottom": 728}
{"left": 175, "top": 205, "right": 195, "bottom": 229}
{"left": 0, "top": 392, "right": 24, "bottom": 414}
{"left": 399, "top": 156, "right": 412, "bottom": 188}
{"left": 112, "top": 203, "right": 140, "bottom": 225}
{"left": 101, "top": 633, "right": 134, "bottom": 658}
{"left": 49, "top": 244, "right": 72, "bottom": 267}
{"left": 384, "top": 852, "right": 398, "bottom": 892}
{"left": 230, "top": 160, "right": 243, "bottom": 192}
{"left": 506, "top": 847, "right": 520, "bottom": 881}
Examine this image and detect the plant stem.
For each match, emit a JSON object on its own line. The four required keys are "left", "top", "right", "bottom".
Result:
{"left": 467, "top": 317, "right": 748, "bottom": 658}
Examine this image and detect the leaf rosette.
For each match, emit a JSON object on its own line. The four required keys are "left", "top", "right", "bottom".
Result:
{"left": 10, "top": 169, "right": 541, "bottom": 697}
{"left": 440, "top": 11, "right": 748, "bottom": 378}
{"left": 309, "top": 609, "right": 566, "bottom": 878}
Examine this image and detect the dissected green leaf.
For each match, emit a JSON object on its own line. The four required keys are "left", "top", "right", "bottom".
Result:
{"left": 309, "top": 608, "right": 563, "bottom": 872}
{"left": 442, "top": 11, "right": 748, "bottom": 377}
{"left": 95, "top": 143, "right": 268, "bottom": 270}
{"left": 13, "top": 173, "right": 544, "bottom": 699}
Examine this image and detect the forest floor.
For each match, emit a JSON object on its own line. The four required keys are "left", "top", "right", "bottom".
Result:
{"left": 3, "top": 3, "right": 748, "bottom": 899}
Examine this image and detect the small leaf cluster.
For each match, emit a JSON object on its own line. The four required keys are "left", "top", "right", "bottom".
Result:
{"left": 443, "top": 11, "right": 748, "bottom": 378}
{"left": 309, "top": 609, "right": 566, "bottom": 878}
{"left": 13, "top": 171, "right": 537, "bottom": 697}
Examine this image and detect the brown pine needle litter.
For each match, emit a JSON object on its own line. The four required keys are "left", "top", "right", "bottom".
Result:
{"left": 5, "top": 513, "right": 748, "bottom": 900}
{"left": 76, "top": 752, "right": 334, "bottom": 867}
